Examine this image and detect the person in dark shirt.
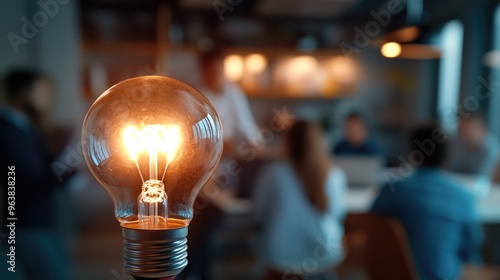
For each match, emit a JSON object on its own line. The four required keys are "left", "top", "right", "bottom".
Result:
{"left": 332, "top": 112, "right": 381, "bottom": 156}
{"left": 0, "top": 69, "right": 73, "bottom": 279}
{"left": 371, "top": 124, "right": 483, "bottom": 280}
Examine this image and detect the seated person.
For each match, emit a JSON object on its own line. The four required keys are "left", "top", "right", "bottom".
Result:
{"left": 253, "top": 120, "right": 347, "bottom": 279}
{"left": 0, "top": 69, "right": 73, "bottom": 279}
{"left": 371, "top": 124, "right": 483, "bottom": 280}
{"left": 332, "top": 112, "right": 381, "bottom": 156}
{"left": 446, "top": 113, "right": 499, "bottom": 178}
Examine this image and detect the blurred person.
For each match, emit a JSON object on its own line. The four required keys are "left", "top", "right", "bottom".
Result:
{"left": 178, "top": 49, "right": 259, "bottom": 280}
{"left": 197, "top": 47, "right": 259, "bottom": 203}
{"left": 371, "top": 123, "right": 483, "bottom": 280}
{"left": 447, "top": 113, "right": 500, "bottom": 178}
{"left": 198, "top": 48, "right": 259, "bottom": 155}
{"left": 332, "top": 112, "right": 381, "bottom": 156}
{"left": 253, "top": 120, "right": 347, "bottom": 280}
{"left": 0, "top": 69, "right": 73, "bottom": 280}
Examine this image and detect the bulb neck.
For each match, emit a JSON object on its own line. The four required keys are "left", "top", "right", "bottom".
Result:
{"left": 122, "top": 226, "right": 188, "bottom": 279}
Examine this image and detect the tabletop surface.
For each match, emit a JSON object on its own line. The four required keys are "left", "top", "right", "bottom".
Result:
{"left": 223, "top": 172, "right": 500, "bottom": 223}
{"left": 346, "top": 184, "right": 500, "bottom": 223}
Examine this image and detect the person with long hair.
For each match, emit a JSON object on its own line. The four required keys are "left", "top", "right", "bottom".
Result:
{"left": 253, "top": 120, "right": 347, "bottom": 280}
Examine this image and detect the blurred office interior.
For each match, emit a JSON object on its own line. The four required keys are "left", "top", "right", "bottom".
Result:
{"left": 1, "top": 0, "right": 500, "bottom": 279}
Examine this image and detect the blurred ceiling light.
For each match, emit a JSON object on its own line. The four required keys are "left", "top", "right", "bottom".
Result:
{"left": 224, "top": 54, "right": 244, "bottom": 82}
{"left": 245, "top": 53, "right": 268, "bottom": 74}
{"left": 483, "top": 50, "right": 500, "bottom": 67}
{"left": 327, "top": 56, "right": 357, "bottom": 84}
{"left": 278, "top": 55, "right": 320, "bottom": 96}
{"left": 381, "top": 42, "right": 402, "bottom": 58}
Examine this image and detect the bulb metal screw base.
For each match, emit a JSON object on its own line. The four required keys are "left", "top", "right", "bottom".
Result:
{"left": 122, "top": 226, "right": 188, "bottom": 279}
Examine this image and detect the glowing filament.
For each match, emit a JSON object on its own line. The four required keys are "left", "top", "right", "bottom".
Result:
{"left": 122, "top": 125, "right": 180, "bottom": 227}
{"left": 123, "top": 125, "right": 180, "bottom": 181}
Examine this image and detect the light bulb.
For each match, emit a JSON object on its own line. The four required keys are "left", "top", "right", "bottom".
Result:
{"left": 81, "top": 76, "right": 223, "bottom": 279}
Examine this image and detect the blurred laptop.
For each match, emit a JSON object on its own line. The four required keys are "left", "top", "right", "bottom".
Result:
{"left": 336, "top": 156, "right": 383, "bottom": 188}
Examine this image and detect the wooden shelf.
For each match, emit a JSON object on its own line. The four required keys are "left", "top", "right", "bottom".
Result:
{"left": 248, "top": 94, "right": 348, "bottom": 101}
{"left": 224, "top": 46, "right": 348, "bottom": 58}
{"left": 83, "top": 41, "right": 157, "bottom": 55}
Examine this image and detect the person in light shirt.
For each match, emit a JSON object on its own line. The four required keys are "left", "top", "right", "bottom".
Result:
{"left": 253, "top": 120, "right": 347, "bottom": 280}
{"left": 197, "top": 48, "right": 259, "bottom": 154}
{"left": 178, "top": 49, "right": 259, "bottom": 280}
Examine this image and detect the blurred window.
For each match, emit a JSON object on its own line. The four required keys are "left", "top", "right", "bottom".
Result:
{"left": 489, "top": 6, "right": 500, "bottom": 138}
{"left": 436, "top": 20, "right": 464, "bottom": 130}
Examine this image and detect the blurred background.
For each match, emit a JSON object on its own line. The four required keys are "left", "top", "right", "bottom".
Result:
{"left": 1, "top": 0, "right": 500, "bottom": 279}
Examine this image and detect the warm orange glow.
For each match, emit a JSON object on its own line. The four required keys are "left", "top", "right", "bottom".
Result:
{"left": 287, "top": 55, "right": 318, "bottom": 77}
{"left": 326, "top": 56, "right": 357, "bottom": 84}
{"left": 122, "top": 217, "right": 188, "bottom": 229}
{"left": 396, "top": 44, "right": 441, "bottom": 59}
{"left": 387, "top": 26, "right": 420, "bottom": 43}
{"left": 245, "top": 53, "right": 267, "bottom": 74}
{"left": 381, "top": 42, "right": 401, "bottom": 58}
{"left": 276, "top": 55, "right": 320, "bottom": 96}
{"left": 123, "top": 126, "right": 144, "bottom": 161}
{"left": 123, "top": 125, "right": 180, "bottom": 162}
{"left": 224, "top": 54, "right": 244, "bottom": 82}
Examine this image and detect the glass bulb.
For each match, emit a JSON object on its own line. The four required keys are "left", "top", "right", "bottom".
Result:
{"left": 81, "top": 76, "right": 223, "bottom": 278}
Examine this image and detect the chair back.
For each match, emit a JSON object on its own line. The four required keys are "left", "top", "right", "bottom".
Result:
{"left": 340, "top": 213, "right": 418, "bottom": 280}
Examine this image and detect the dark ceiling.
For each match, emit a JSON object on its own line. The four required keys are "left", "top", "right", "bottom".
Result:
{"left": 80, "top": 0, "right": 489, "bottom": 48}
